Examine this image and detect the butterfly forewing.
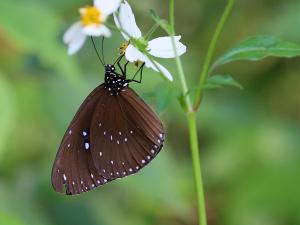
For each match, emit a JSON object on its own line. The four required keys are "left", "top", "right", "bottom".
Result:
{"left": 51, "top": 85, "right": 110, "bottom": 195}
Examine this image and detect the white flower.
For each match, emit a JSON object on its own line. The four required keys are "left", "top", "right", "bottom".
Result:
{"left": 114, "top": 1, "right": 186, "bottom": 81}
{"left": 64, "top": 0, "right": 121, "bottom": 55}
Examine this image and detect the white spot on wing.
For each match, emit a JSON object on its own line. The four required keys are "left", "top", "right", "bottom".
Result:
{"left": 69, "top": 130, "right": 72, "bottom": 135}
{"left": 99, "top": 152, "right": 102, "bottom": 157}
{"left": 63, "top": 174, "right": 67, "bottom": 181}
{"left": 85, "top": 142, "right": 90, "bottom": 150}
{"left": 141, "top": 160, "right": 146, "bottom": 164}
{"left": 151, "top": 150, "right": 155, "bottom": 154}
{"left": 110, "top": 160, "right": 114, "bottom": 165}
{"left": 82, "top": 131, "right": 87, "bottom": 136}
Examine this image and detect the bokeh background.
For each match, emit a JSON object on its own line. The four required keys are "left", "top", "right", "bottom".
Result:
{"left": 1, "top": 0, "right": 300, "bottom": 225}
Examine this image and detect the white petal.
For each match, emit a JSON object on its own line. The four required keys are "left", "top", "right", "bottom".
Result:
{"left": 148, "top": 36, "right": 187, "bottom": 58}
{"left": 145, "top": 60, "right": 173, "bottom": 81}
{"left": 63, "top": 22, "right": 82, "bottom": 44}
{"left": 94, "top": 0, "right": 121, "bottom": 16}
{"left": 113, "top": 1, "right": 141, "bottom": 40}
{"left": 82, "top": 25, "right": 111, "bottom": 37}
{"left": 67, "top": 33, "right": 87, "bottom": 55}
{"left": 125, "top": 44, "right": 147, "bottom": 63}
{"left": 125, "top": 45, "right": 173, "bottom": 81}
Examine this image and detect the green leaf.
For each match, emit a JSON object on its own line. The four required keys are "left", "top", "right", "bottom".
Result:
{"left": 204, "top": 75, "right": 243, "bottom": 90}
{"left": 214, "top": 36, "right": 300, "bottom": 66}
{"left": 149, "top": 9, "right": 171, "bottom": 34}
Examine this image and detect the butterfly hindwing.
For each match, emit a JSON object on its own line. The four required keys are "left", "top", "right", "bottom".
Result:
{"left": 90, "top": 87, "right": 164, "bottom": 180}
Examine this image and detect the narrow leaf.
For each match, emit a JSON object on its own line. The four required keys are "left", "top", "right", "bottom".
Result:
{"left": 215, "top": 36, "right": 300, "bottom": 66}
{"left": 204, "top": 75, "right": 243, "bottom": 90}
{"left": 149, "top": 9, "right": 171, "bottom": 34}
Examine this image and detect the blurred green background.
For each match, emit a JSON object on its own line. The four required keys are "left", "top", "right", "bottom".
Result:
{"left": 0, "top": 0, "right": 300, "bottom": 225}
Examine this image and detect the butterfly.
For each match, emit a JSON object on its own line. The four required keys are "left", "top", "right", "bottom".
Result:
{"left": 51, "top": 49, "right": 165, "bottom": 195}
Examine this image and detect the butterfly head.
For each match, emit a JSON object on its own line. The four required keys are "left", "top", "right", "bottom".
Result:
{"left": 105, "top": 64, "right": 115, "bottom": 72}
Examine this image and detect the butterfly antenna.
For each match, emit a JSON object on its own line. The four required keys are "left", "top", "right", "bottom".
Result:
{"left": 101, "top": 37, "right": 106, "bottom": 65}
{"left": 91, "top": 37, "right": 105, "bottom": 67}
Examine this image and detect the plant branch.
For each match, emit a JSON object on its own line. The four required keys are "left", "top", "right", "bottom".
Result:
{"left": 193, "top": 0, "right": 235, "bottom": 110}
{"left": 187, "top": 112, "right": 207, "bottom": 225}
{"left": 169, "top": 1, "right": 207, "bottom": 225}
{"left": 169, "top": 0, "right": 193, "bottom": 112}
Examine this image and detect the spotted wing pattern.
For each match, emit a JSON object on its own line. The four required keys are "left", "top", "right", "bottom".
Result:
{"left": 51, "top": 85, "right": 111, "bottom": 195}
{"left": 90, "top": 88, "right": 164, "bottom": 180}
{"left": 51, "top": 85, "right": 164, "bottom": 195}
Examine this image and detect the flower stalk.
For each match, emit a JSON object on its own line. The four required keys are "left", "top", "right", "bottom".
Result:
{"left": 169, "top": 0, "right": 235, "bottom": 225}
{"left": 169, "top": 1, "right": 206, "bottom": 224}
{"left": 193, "top": 0, "right": 236, "bottom": 110}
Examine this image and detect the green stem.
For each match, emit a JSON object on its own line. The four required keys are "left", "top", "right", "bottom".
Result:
{"left": 193, "top": 0, "right": 235, "bottom": 110}
{"left": 169, "top": 1, "right": 206, "bottom": 225}
{"left": 169, "top": 0, "right": 193, "bottom": 111}
{"left": 187, "top": 112, "right": 207, "bottom": 225}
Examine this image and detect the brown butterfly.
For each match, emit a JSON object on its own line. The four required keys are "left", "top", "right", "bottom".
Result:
{"left": 51, "top": 61, "right": 164, "bottom": 195}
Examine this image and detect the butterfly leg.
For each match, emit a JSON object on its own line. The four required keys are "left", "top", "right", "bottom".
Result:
{"left": 123, "top": 61, "right": 130, "bottom": 75}
{"left": 130, "top": 63, "right": 145, "bottom": 83}
{"left": 117, "top": 60, "right": 125, "bottom": 75}
{"left": 115, "top": 55, "right": 126, "bottom": 75}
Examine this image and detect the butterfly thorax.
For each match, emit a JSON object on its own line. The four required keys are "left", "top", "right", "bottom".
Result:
{"left": 104, "top": 64, "right": 129, "bottom": 95}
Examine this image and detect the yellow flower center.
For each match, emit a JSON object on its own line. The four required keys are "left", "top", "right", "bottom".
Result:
{"left": 80, "top": 6, "right": 102, "bottom": 26}
{"left": 119, "top": 42, "right": 129, "bottom": 55}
